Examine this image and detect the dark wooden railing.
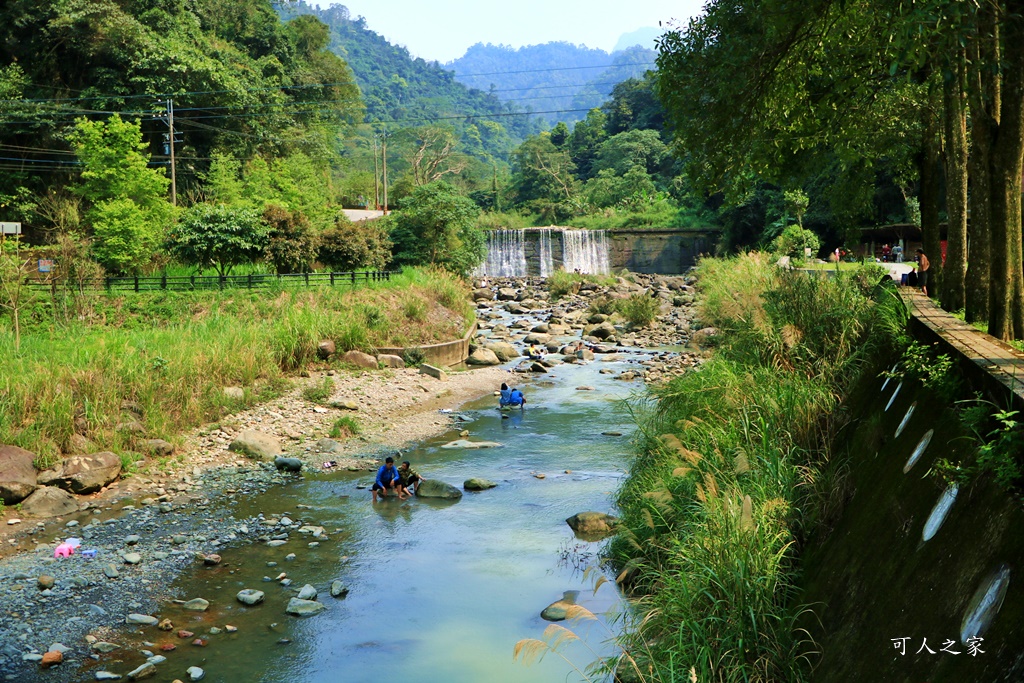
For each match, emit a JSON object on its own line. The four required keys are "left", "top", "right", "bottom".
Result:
{"left": 26, "top": 270, "right": 397, "bottom": 293}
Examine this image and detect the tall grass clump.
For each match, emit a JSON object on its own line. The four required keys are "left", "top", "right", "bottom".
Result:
{"left": 0, "top": 267, "right": 472, "bottom": 467}
{"left": 609, "top": 253, "right": 908, "bottom": 683}
{"left": 547, "top": 269, "right": 617, "bottom": 298}
{"left": 618, "top": 293, "right": 659, "bottom": 328}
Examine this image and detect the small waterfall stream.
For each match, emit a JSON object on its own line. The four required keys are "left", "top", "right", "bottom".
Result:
{"left": 478, "top": 228, "right": 610, "bottom": 277}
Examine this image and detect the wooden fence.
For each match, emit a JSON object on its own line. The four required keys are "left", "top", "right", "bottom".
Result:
{"left": 25, "top": 270, "right": 397, "bottom": 293}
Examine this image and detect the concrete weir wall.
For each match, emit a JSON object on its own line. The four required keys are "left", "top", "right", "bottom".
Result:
{"left": 376, "top": 323, "right": 477, "bottom": 368}
{"left": 607, "top": 229, "right": 717, "bottom": 274}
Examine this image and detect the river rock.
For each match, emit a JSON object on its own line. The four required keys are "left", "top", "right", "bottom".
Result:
{"left": 187, "top": 666, "right": 206, "bottom": 681}
{"left": 440, "top": 439, "right": 502, "bottom": 449}
{"left": 95, "top": 672, "right": 121, "bottom": 680}
{"left": 472, "top": 288, "right": 493, "bottom": 301}
{"left": 467, "top": 348, "right": 501, "bottom": 366}
{"left": 586, "top": 322, "right": 617, "bottom": 340}
{"left": 182, "top": 598, "right": 209, "bottom": 611}
{"left": 565, "top": 512, "right": 619, "bottom": 539}
{"left": 330, "top": 581, "right": 349, "bottom": 598}
{"left": 464, "top": 478, "right": 497, "bottom": 491}
{"left": 376, "top": 354, "right": 406, "bottom": 368}
{"left": 274, "top": 456, "right": 303, "bottom": 472}
{"left": 21, "top": 486, "right": 79, "bottom": 518}
{"left": 317, "top": 340, "right": 336, "bottom": 359}
{"left": 497, "top": 287, "right": 518, "bottom": 300}
{"left": 143, "top": 439, "right": 174, "bottom": 456}
{"left": 0, "top": 444, "right": 38, "bottom": 504}
{"left": 236, "top": 589, "right": 265, "bottom": 605}
{"left": 541, "top": 590, "right": 580, "bottom": 621}
{"left": 330, "top": 399, "right": 359, "bottom": 411}
{"left": 38, "top": 574, "right": 55, "bottom": 589}
{"left": 228, "top": 431, "right": 281, "bottom": 461}
{"left": 124, "top": 552, "right": 142, "bottom": 564}
{"left": 484, "top": 342, "right": 519, "bottom": 361}
{"left": 342, "top": 350, "right": 378, "bottom": 369}
{"left": 41, "top": 650, "right": 62, "bottom": 668}
{"left": 126, "top": 614, "right": 159, "bottom": 626}
{"left": 286, "top": 598, "right": 325, "bottom": 616}
{"left": 415, "top": 479, "right": 463, "bottom": 500}
{"left": 576, "top": 349, "right": 595, "bottom": 361}
{"left": 524, "top": 332, "right": 551, "bottom": 344}
{"left": 297, "top": 584, "right": 317, "bottom": 600}
{"left": 91, "top": 642, "right": 120, "bottom": 653}
{"left": 222, "top": 386, "right": 245, "bottom": 400}
{"left": 126, "top": 662, "right": 156, "bottom": 679}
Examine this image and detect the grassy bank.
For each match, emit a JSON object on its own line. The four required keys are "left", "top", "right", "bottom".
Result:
{"left": 609, "top": 253, "right": 907, "bottom": 682}
{"left": 0, "top": 268, "right": 473, "bottom": 468}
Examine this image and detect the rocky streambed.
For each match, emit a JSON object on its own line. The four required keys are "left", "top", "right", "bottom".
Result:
{"left": 0, "top": 269, "right": 703, "bottom": 682}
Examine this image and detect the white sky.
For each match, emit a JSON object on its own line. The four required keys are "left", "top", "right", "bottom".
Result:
{"left": 312, "top": 0, "right": 706, "bottom": 63}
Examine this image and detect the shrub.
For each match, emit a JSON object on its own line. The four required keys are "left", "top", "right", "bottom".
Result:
{"left": 389, "top": 181, "right": 485, "bottom": 276}
{"left": 263, "top": 204, "right": 319, "bottom": 274}
{"left": 771, "top": 224, "right": 821, "bottom": 259}
{"left": 319, "top": 215, "right": 392, "bottom": 272}
{"left": 618, "top": 293, "right": 659, "bottom": 327}
{"left": 167, "top": 204, "right": 267, "bottom": 277}
{"left": 90, "top": 199, "right": 161, "bottom": 274}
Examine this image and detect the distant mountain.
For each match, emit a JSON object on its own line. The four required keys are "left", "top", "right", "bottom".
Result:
{"left": 280, "top": 2, "right": 541, "bottom": 159}
{"left": 447, "top": 42, "right": 656, "bottom": 126}
{"left": 613, "top": 27, "right": 665, "bottom": 52}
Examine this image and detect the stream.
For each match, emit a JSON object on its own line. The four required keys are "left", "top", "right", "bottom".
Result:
{"left": 121, "top": 357, "right": 644, "bottom": 683}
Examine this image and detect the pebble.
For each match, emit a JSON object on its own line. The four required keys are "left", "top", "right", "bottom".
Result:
{"left": 104, "top": 564, "right": 120, "bottom": 578}
{"left": 7, "top": 518, "right": 21, "bottom": 525}
{"left": 125, "top": 535, "right": 141, "bottom": 545}
{"left": 126, "top": 614, "right": 159, "bottom": 626}
{"left": 126, "top": 662, "right": 156, "bottom": 679}
{"left": 37, "top": 575, "right": 55, "bottom": 590}
{"left": 187, "top": 666, "right": 206, "bottom": 681}
{"left": 95, "top": 672, "right": 121, "bottom": 680}
{"left": 182, "top": 598, "right": 209, "bottom": 611}
{"left": 123, "top": 552, "right": 143, "bottom": 565}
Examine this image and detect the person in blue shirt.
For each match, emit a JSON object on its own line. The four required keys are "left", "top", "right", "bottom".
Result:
{"left": 508, "top": 387, "right": 525, "bottom": 408}
{"left": 499, "top": 382, "right": 513, "bottom": 407}
{"left": 372, "top": 456, "right": 403, "bottom": 502}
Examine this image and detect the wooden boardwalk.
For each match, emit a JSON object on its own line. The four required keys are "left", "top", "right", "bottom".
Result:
{"left": 906, "top": 290, "right": 1024, "bottom": 405}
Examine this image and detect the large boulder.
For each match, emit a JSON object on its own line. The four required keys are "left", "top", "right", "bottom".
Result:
{"left": 317, "top": 340, "right": 336, "bottom": 360}
{"left": 286, "top": 598, "right": 325, "bottom": 616}
{"left": 0, "top": 445, "right": 38, "bottom": 504}
{"left": 472, "top": 288, "right": 493, "bottom": 301}
{"left": 376, "top": 354, "right": 406, "bottom": 369}
{"left": 228, "top": 431, "right": 281, "bottom": 461}
{"left": 565, "top": 512, "right": 619, "bottom": 539}
{"left": 440, "top": 439, "right": 502, "bottom": 449}
{"left": 341, "top": 350, "right": 378, "bottom": 369}
{"left": 523, "top": 332, "right": 551, "bottom": 345}
{"left": 484, "top": 342, "right": 519, "bottom": 362}
{"left": 497, "top": 287, "right": 518, "bottom": 301}
{"left": 466, "top": 348, "right": 501, "bottom": 366}
{"left": 21, "top": 486, "right": 79, "bottom": 518}
{"left": 53, "top": 452, "right": 122, "bottom": 494}
{"left": 585, "top": 322, "right": 617, "bottom": 340}
{"left": 464, "top": 478, "right": 497, "bottom": 491}
{"left": 415, "top": 479, "right": 463, "bottom": 500}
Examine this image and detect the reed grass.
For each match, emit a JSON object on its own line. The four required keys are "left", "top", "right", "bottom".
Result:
{"left": 0, "top": 267, "right": 472, "bottom": 468}
{"left": 611, "top": 253, "right": 908, "bottom": 682}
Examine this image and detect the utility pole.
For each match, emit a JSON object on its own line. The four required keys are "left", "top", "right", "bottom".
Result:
{"left": 157, "top": 99, "right": 180, "bottom": 206}
{"left": 381, "top": 127, "right": 389, "bottom": 215}
{"left": 168, "top": 99, "right": 176, "bottom": 206}
{"left": 373, "top": 135, "right": 380, "bottom": 210}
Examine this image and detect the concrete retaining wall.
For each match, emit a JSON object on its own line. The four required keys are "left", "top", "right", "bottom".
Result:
{"left": 376, "top": 323, "right": 477, "bottom": 368}
{"left": 607, "top": 229, "right": 718, "bottom": 274}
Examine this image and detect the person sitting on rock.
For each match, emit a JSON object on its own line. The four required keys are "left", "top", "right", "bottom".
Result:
{"left": 372, "top": 456, "right": 402, "bottom": 502}
{"left": 397, "top": 460, "right": 422, "bottom": 497}
{"left": 528, "top": 344, "right": 544, "bottom": 360}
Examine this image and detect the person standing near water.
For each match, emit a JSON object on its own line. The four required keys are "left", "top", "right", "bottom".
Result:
{"left": 915, "top": 248, "right": 931, "bottom": 297}
{"left": 372, "top": 456, "right": 402, "bottom": 502}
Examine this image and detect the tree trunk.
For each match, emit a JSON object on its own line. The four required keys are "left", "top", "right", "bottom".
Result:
{"left": 965, "top": 1, "right": 999, "bottom": 323}
{"left": 988, "top": 1, "right": 1024, "bottom": 340}
{"left": 941, "top": 52, "right": 969, "bottom": 312}
{"left": 920, "top": 85, "right": 943, "bottom": 296}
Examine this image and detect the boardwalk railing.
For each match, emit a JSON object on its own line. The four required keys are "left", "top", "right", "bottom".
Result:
{"left": 26, "top": 270, "right": 397, "bottom": 293}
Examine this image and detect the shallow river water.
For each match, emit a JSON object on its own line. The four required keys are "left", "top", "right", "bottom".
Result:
{"left": 131, "top": 358, "right": 643, "bottom": 683}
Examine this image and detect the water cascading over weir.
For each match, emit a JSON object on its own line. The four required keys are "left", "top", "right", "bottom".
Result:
{"left": 477, "top": 228, "right": 611, "bottom": 277}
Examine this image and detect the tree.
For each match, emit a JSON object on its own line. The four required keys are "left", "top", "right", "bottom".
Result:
{"left": 399, "top": 126, "right": 467, "bottom": 186}
{"left": 319, "top": 217, "right": 392, "bottom": 271}
{"left": 262, "top": 204, "right": 319, "bottom": 274}
{"left": 0, "top": 238, "right": 34, "bottom": 352}
{"left": 592, "top": 129, "right": 669, "bottom": 177}
{"left": 166, "top": 204, "right": 267, "bottom": 276}
{"left": 568, "top": 108, "right": 608, "bottom": 180}
{"left": 70, "top": 115, "right": 173, "bottom": 273}
{"left": 389, "top": 181, "right": 484, "bottom": 276}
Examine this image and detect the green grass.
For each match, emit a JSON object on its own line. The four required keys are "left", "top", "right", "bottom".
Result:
{"left": 302, "top": 376, "right": 335, "bottom": 405}
{"left": 329, "top": 416, "right": 361, "bottom": 438}
{"left": 618, "top": 293, "right": 659, "bottom": 327}
{"left": 0, "top": 267, "right": 472, "bottom": 468}
{"left": 546, "top": 269, "right": 618, "bottom": 298}
{"left": 611, "top": 252, "right": 907, "bottom": 683}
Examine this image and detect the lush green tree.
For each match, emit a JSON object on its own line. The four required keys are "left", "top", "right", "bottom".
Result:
{"left": 592, "top": 129, "right": 670, "bottom": 177}
{"left": 69, "top": 115, "right": 173, "bottom": 273}
{"left": 510, "top": 134, "right": 578, "bottom": 204}
{"left": 389, "top": 181, "right": 484, "bottom": 276}
{"left": 166, "top": 204, "right": 267, "bottom": 276}
{"left": 771, "top": 224, "right": 820, "bottom": 259}
{"left": 568, "top": 108, "right": 608, "bottom": 180}
{"left": 319, "top": 217, "right": 392, "bottom": 271}
{"left": 262, "top": 204, "right": 319, "bottom": 274}
{"left": 549, "top": 122, "right": 570, "bottom": 149}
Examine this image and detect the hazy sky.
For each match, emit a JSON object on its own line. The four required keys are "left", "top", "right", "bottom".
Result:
{"left": 312, "top": 0, "right": 706, "bottom": 63}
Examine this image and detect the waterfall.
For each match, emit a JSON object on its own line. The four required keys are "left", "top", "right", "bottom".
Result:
{"left": 537, "top": 228, "right": 554, "bottom": 277}
{"left": 478, "top": 229, "right": 527, "bottom": 277}
{"left": 562, "top": 229, "right": 610, "bottom": 275}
